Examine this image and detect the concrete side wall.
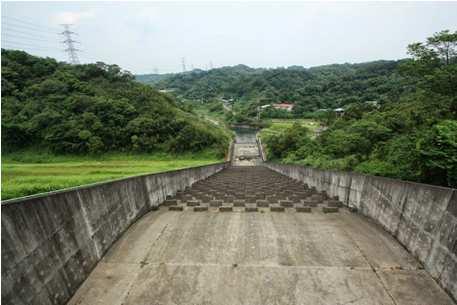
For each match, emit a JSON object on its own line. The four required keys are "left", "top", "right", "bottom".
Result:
{"left": 1, "top": 162, "right": 228, "bottom": 305}
{"left": 265, "top": 163, "right": 457, "bottom": 301}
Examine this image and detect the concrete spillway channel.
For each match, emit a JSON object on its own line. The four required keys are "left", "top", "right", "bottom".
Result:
{"left": 1, "top": 133, "right": 456, "bottom": 305}
{"left": 69, "top": 167, "right": 454, "bottom": 305}
{"left": 231, "top": 127, "right": 263, "bottom": 166}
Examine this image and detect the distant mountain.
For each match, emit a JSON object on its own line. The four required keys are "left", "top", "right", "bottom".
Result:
{"left": 150, "top": 60, "right": 411, "bottom": 115}
{"left": 135, "top": 73, "right": 175, "bottom": 84}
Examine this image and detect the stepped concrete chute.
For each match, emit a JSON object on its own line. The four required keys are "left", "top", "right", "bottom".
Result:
{"left": 1, "top": 162, "right": 228, "bottom": 305}
{"left": 64, "top": 166, "right": 455, "bottom": 305}
{"left": 232, "top": 127, "right": 262, "bottom": 166}
{"left": 2, "top": 159, "right": 456, "bottom": 304}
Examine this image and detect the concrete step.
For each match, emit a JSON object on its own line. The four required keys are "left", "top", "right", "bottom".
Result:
{"left": 161, "top": 167, "right": 344, "bottom": 214}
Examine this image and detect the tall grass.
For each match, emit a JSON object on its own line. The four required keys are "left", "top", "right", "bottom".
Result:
{"left": 1, "top": 150, "right": 223, "bottom": 200}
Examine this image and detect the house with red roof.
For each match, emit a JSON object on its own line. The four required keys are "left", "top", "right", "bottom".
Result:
{"left": 272, "top": 103, "right": 294, "bottom": 112}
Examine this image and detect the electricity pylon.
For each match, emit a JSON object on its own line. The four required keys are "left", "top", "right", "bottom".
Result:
{"left": 60, "top": 24, "right": 80, "bottom": 64}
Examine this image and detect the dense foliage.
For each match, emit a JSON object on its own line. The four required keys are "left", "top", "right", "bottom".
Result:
{"left": 263, "top": 31, "right": 457, "bottom": 188}
{"left": 2, "top": 50, "right": 230, "bottom": 156}
{"left": 140, "top": 61, "right": 412, "bottom": 117}
{"left": 135, "top": 73, "right": 175, "bottom": 85}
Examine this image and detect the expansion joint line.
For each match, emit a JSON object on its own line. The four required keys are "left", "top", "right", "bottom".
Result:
{"left": 341, "top": 225, "right": 399, "bottom": 305}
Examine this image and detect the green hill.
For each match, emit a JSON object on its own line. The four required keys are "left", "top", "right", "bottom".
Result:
{"left": 1, "top": 49, "right": 230, "bottom": 156}
{"left": 151, "top": 61, "right": 411, "bottom": 116}
{"left": 135, "top": 73, "right": 175, "bottom": 85}
{"left": 261, "top": 30, "right": 457, "bottom": 188}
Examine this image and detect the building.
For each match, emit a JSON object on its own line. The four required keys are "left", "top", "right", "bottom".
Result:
{"left": 272, "top": 103, "right": 294, "bottom": 112}
{"left": 334, "top": 107, "right": 345, "bottom": 117}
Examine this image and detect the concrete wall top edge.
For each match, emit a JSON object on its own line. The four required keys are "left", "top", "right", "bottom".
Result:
{"left": 1, "top": 161, "right": 230, "bottom": 206}
{"left": 265, "top": 162, "right": 457, "bottom": 192}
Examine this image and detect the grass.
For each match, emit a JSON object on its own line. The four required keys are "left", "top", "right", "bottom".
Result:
{"left": 259, "top": 119, "right": 320, "bottom": 139}
{"left": 193, "top": 104, "right": 227, "bottom": 126}
{"left": 1, "top": 150, "right": 223, "bottom": 200}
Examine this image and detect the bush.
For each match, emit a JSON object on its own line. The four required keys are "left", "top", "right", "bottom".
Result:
{"left": 2, "top": 49, "right": 230, "bottom": 156}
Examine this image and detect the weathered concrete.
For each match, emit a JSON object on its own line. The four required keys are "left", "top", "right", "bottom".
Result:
{"left": 3, "top": 162, "right": 456, "bottom": 305}
{"left": 232, "top": 128, "right": 262, "bottom": 166}
{"left": 1, "top": 162, "right": 228, "bottom": 305}
{"left": 66, "top": 208, "right": 455, "bottom": 305}
{"left": 265, "top": 162, "right": 457, "bottom": 302}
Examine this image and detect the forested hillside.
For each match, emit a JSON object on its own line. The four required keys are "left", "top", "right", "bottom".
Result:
{"left": 263, "top": 31, "right": 457, "bottom": 188}
{"left": 135, "top": 73, "right": 175, "bottom": 84}
{"left": 148, "top": 61, "right": 410, "bottom": 116}
{"left": 1, "top": 50, "right": 230, "bottom": 156}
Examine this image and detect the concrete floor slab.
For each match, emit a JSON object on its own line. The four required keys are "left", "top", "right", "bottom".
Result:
{"left": 67, "top": 262, "right": 141, "bottom": 305}
{"left": 124, "top": 264, "right": 394, "bottom": 305}
{"left": 337, "top": 212, "right": 421, "bottom": 270}
{"left": 378, "top": 269, "right": 455, "bottom": 305}
{"left": 67, "top": 210, "right": 456, "bottom": 305}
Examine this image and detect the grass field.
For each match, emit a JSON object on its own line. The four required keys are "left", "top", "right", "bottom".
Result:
{"left": 193, "top": 103, "right": 228, "bottom": 127}
{"left": 1, "top": 150, "right": 222, "bottom": 200}
{"left": 259, "top": 119, "right": 320, "bottom": 139}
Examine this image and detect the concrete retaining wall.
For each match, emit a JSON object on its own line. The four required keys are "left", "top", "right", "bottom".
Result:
{"left": 265, "top": 163, "right": 457, "bottom": 301}
{"left": 1, "top": 162, "right": 229, "bottom": 305}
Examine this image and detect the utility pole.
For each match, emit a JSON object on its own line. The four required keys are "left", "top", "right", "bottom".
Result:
{"left": 181, "top": 57, "right": 186, "bottom": 72}
{"left": 60, "top": 24, "right": 80, "bottom": 64}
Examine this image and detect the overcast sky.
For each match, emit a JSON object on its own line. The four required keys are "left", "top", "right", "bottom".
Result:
{"left": 2, "top": 1, "right": 457, "bottom": 74}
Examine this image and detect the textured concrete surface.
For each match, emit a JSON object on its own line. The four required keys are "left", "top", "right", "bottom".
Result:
{"left": 1, "top": 162, "right": 228, "bottom": 305}
{"left": 3, "top": 160, "right": 456, "bottom": 305}
{"left": 67, "top": 208, "right": 455, "bottom": 305}
{"left": 232, "top": 143, "right": 262, "bottom": 166}
{"left": 232, "top": 128, "right": 262, "bottom": 166}
{"left": 266, "top": 163, "right": 457, "bottom": 302}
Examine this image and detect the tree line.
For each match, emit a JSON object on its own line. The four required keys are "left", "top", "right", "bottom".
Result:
{"left": 139, "top": 60, "right": 413, "bottom": 118}
{"left": 2, "top": 49, "right": 230, "bottom": 156}
{"left": 263, "top": 31, "right": 457, "bottom": 188}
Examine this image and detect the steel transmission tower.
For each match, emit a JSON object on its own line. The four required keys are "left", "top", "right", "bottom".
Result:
{"left": 181, "top": 57, "right": 187, "bottom": 72}
{"left": 60, "top": 24, "right": 80, "bottom": 64}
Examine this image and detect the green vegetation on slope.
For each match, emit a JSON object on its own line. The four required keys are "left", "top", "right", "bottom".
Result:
{"left": 1, "top": 49, "right": 230, "bottom": 156}
{"left": 262, "top": 30, "right": 457, "bottom": 188}
{"left": 2, "top": 150, "right": 222, "bottom": 200}
{"left": 135, "top": 73, "right": 175, "bottom": 85}
{"left": 150, "top": 61, "right": 411, "bottom": 118}
{"left": 259, "top": 119, "right": 320, "bottom": 139}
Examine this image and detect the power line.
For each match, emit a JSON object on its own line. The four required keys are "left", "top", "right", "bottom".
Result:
{"left": 1, "top": 38, "right": 57, "bottom": 49}
{"left": 1, "top": 22, "right": 59, "bottom": 36}
{"left": 60, "top": 24, "right": 80, "bottom": 64}
{"left": 2, "top": 24, "right": 60, "bottom": 39}
{"left": 1, "top": 16, "right": 59, "bottom": 32}
{"left": 1, "top": 40, "right": 59, "bottom": 50}
{"left": 1, "top": 42, "right": 57, "bottom": 52}
{"left": 2, "top": 32, "right": 58, "bottom": 44}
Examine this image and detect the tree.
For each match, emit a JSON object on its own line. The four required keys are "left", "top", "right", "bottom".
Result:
{"left": 417, "top": 120, "right": 457, "bottom": 187}
{"left": 404, "top": 30, "right": 457, "bottom": 97}
{"left": 1, "top": 49, "right": 230, "bottom": 155}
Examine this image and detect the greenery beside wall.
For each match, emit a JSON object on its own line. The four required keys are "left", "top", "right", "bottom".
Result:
{"left": 262, "top": 31, "right": 457, "bottom": 188}
{"left": 2, "top": 150, "right": 222, "bottom": 200}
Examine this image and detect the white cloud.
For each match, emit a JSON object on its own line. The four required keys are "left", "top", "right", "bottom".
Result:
{"left": 53, "top": 10, "right": 95, "bottom": 24}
